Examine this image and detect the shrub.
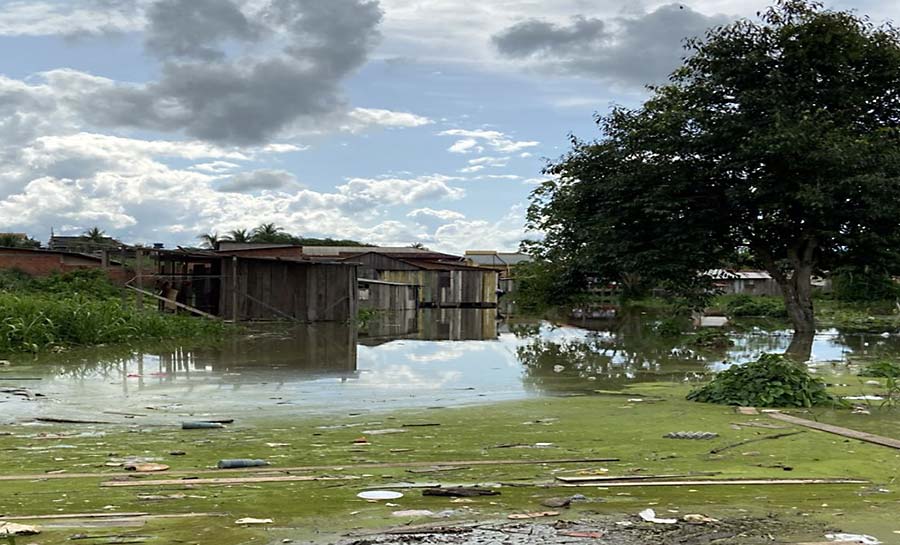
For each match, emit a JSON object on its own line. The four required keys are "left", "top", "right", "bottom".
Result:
{"left": 655, "top": 316, "right": 689, "bottom": 337}
{"left": 688, "top": 328, "right": 734, "bottom": 349}
{"left": 687, "top": 353, "right": 836, "bottom": 407}
{"left": 832, "top": 268, "right": 898, "bottom": 302}
{"left": 723, "top": 294, "right": 788, "bottom": 318}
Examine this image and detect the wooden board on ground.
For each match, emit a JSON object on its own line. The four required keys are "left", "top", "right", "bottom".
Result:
{"left": 554, "top": 478, "right": 867, "bottom": 488}
{"left": 0, "top": 457, "right": 619, "bottom": 483}
{"left": 101, "top": 475, "right": 357, "bottom": 488}
{"left": 768, "top": 412, "right": 900, "bottom": 450}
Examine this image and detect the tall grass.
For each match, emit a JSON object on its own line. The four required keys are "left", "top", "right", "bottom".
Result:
{"left": 0, "top": 269, "right": 227, "bottom": 354}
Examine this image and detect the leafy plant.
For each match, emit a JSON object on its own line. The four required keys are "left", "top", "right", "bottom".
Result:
{"left": 687, "top": 354, "right": 837, "bottom": 408}
{"left": 860, "top": 360, "right": 900, "bottom": 378}
{"left": 722, "top": 295, "right": 788, "bottom": 318}
{"left": 688, "top": 328, "right": 734, "bottom": 349}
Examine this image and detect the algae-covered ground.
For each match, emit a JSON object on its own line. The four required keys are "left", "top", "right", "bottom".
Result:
{"left": 2, "top": 381, "right": 899, "bottom": 544}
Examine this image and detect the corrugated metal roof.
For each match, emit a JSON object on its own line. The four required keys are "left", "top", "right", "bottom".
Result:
{"left": 706, "top": 269, "right": 773, "bottom": 280}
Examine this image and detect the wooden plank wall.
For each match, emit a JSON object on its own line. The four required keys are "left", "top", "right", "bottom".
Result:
{"left": 220, "top": 259, "right": 358, "bottom": 322}
{"left": 360, "top": 282, "right": 419, "bottom": 311}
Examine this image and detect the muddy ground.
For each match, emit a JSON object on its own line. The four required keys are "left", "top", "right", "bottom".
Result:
{"left": 336, "top": 515, "right": 814, "bottom": 545}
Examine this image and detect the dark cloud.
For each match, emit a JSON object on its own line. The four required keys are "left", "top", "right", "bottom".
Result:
{"left": 217, "top": 169, "right": 299, "bottom": 193}
{"left": 492, "top": 4, "right": 729, "bottom": 87}
{"left": 493, "top": 16, "right": 607, "bottom": 58}
{"left": 144, "top": 0, "right": 259, "bottom": 61}
{"left": 55, "top": 0, "right": 384, "bottom": 145}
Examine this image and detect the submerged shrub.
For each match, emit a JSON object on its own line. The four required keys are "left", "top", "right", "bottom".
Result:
{"left": 687, "top": 354, "right": 836, "bottom": 407}
{"left": 688, "top": 328, "right": 734, "bottom": 349}
{"left": 723, "top": 295, "right": 788, "bottom": 318}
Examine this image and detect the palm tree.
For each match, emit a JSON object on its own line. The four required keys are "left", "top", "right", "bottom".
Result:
{"left": 84, "top": 227, "right": 106, "bottom": 242}
{"left": 228, "top": 228, "right": 251, "bottom": 243}
{"left": 408, "top": 242, "right": 428, "bottom": 250}
{"left": 251, "top": 223, "right": 285, "bottom": 243}
{"left": 197, "top": 232, "right": 221, "bottom": 249}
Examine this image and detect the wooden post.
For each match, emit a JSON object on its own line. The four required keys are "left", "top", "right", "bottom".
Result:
{"left": 100, "top": 250, "right": 109, "bottom": 270}
{"left": 135, "top": 249, "right": 144, "bottom": 310}
{"left": 231, "top": 256, "right": 239, "bottom": 323}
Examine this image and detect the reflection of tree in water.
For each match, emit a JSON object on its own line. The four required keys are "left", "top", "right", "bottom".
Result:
{"left": 518, "top": 312, "right": 716, "bottom": 393}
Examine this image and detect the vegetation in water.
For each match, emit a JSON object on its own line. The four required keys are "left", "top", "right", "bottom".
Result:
{"left": 524, "top": 0, "right": 900, "bottom": 335}
{"left": 0, "top": 269, "right": 228, "bottom": 354}
{"left": 687, "top": 328, "right": 734, "bottom": 350}
{"left": 687, "top": 354, "right": 837, "bottom": 408}
{"left": 720, "top": 295, "right": 788, "bottom": 319}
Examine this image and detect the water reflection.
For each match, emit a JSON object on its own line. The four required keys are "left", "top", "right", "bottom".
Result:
{"left": 1, "top": 309, "right": 897, "bottom": 421}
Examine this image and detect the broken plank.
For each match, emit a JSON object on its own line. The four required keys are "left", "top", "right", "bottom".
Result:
{"left": 35, "top": 417, "right": 115, "bottom": 425}
{"left": 555, "top": 472, "right": 720, "bottom": 483}
{"left": 101, "top": 475, "right": 358, "bottom": 488}
{"left": 0, "top": 458, "right": 619, "bottom": 482}
{"left": 1, "top": 513, "right": 149, "bottom": 521}
{"left": 709, "top": 431, "right": 805, "bottom": 454}
{"left": 768, "top": 412, "right": 900, "bottom": 450}
{"left": 553, "top": 478, "right": 867, "bottom": 488}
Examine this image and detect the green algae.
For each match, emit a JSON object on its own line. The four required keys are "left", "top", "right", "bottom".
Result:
{"left": 2, "top": 383, "right": 900, "bottom": 544}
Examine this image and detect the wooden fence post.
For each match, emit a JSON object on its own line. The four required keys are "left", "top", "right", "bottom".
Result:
{"left": 231, "top": 256, "right": 239, "bottom": 323}
{"left": 135, "top": 249, "right": 144, "bottom": 310}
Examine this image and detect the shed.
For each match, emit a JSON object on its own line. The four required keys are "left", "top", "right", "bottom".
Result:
{"left": 220, "top": 257, "right": 358, "bottom": 322}
{"left": 358, "top": 278, "right": 419, "bottom": 311}
{"left": 707, "top": 269, "right": 780, "bottom": 296}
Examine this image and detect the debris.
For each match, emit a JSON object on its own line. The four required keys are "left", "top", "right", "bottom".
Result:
{"left": 402, "top": 423, "right": 441, "bottom": 427}
{"left": 423, "top": 487, "right": 500, "bottom": 497}
{"left": 35, "top": 417, "right": 111, "bottom": 424}
{"left": 555, "top": 478, "right": 867, "bottom": 488}
{"left": 0, "top": 522, "right": 41, "bottom": 537}
{"left": 560, "top": 531, "right": 604, "bottom": 538}
{"left": 361, "top": 429, "right": 407, "bottom": 435}
{"left": 540, "top": 497, "right": 571, "bottom": 508}
{"left": 182, "top": 422, "right": 224, "bottom": 430}
{"left": 217, "top": 459, "right": 268, "bottom": 469}
{"left": 683, "top": 514, "right": 719, "bottom": 524}
{"left": 407, "top": 466, "right": 468, "bottom": 474}
{"left": 553, "top": 365, "right": 565, "bottom": 373}
{"left": 556, "top": 472, "right": 720, "bottom": 483}
{"left": 843, "top": 396, "right": 884, "bottom": 401}
{"left": 709, "top": 431, "right": 805, "bottom": 454}
{"left": 353, "top": 436, "right": 370, "bottom": 444}
{"left": 825, "top": 533, "right": 882, "bottom": 544}
{"left": 738, "top": 407, "right": 759, "bottom": 415}
{"left": 392, "top": 510, "right": 434, "bottom": 517}
{"left": 768, "top": 413, "right": 900, "bottom": 450}
{"left": 639, "top": 508, "right": 677, "bottom": 524}
{"left": 507, "top": 511, "right": 559, "bottom": 520}
{"left": 235, "top": 518, "right": 273, "bottom": 525}
{"left": 266, "top": 443, "right": 291, "bottom": 448}
{"left": 102, "top": 475, "right": 355, "bottom": 487}
{"left": 123, "top": 463, "right": 170, "bottom": 473}
{"left": 357, "top": 491, "right": 404, "bottom": 501}
{"left": 169, "top": 451, "right": 187, "bottom": 456}
{"left": 731, "top": 421, "right": 789, "bottom": 430}
{"left": 665, "top": 431, "right": 719, "bottom": 440}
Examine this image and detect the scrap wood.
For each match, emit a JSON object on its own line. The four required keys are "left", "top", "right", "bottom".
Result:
{"left": 730, "top": 421, "right": 789, "bottom": 430}
{"left": 709, "top": 431, "right": 805, "bottom": 454}
{"left": 0, "top": 457, "right": 619, "bottom": 482}
{"left": 101, "top": 475, "right": 358, "bottom": 487}
{"left": 768, "top": 412, "right": 900, "bottom": 450}
{"left": 35, "top": 417, "right": 115, "bottom": 425}
{"left": 552, "top": 478, "right": 868, "bottom": 488}
{"left": 556, "top": 472, "right": 721, "bottom": 483}
{"left": 0, "top": 513, "right": 149, "bottom": 521}
{"left": 423, "top": 487, "right": 500, "bottom": 497}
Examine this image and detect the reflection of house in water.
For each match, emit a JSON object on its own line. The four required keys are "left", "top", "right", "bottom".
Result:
{"left": 359, "top": 309, "right": 499, "bottom": 346}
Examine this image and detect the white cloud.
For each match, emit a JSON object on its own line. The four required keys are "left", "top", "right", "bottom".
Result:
{"left": 407, "top": 208, "right": 466, "bottom": 221}
{"left": 345, "top": 108, "right": 433, "bottom": 131}
{"left": 440, "top": 129, "right": 539, "bottom": 155}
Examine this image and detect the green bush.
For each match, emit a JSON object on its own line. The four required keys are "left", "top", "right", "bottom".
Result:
{"left": 832, "top": 269, "right": 898, "bottom": 302}
{"left": 723, "top": 294, "right": 788, "bottom": 318}
{"left": 687, "top": 353, "right": 836, "bottom": 407}
{"left": 654, "top": 316, "right": 689, "bottom": 337}
{"left": 688, "top": 328, "right": 734, "bottom": 349}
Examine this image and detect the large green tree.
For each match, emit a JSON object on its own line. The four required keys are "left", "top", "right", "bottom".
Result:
{"left": 527, "top": 0, "right": 900, "bottom": 335}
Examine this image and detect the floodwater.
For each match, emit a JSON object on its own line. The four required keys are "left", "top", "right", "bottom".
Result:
{"left": 1, "top": 309, "right": 898, "bottom": 423}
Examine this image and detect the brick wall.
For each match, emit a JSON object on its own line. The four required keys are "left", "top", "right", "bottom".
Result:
{"left": 0, "top": 250, "right": 133, "bottom": 285}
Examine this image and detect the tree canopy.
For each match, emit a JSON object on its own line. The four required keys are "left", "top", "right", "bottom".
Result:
{"left": 526, "top": 0, "right": 900, "bottom": 334}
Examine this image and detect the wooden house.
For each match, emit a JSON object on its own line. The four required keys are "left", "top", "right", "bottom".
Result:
{"left": 358, "top": 278, "right": 419, "bottom": 311}
{"left": 154, "top": 251, "right": 358, "bottom": 323}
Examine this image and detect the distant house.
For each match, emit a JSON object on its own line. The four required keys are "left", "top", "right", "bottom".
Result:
{"left": 48, "top": 235, "right": 124, "bottom": 254}
{"left": 0, "top": 247, "right": 131, "bottom": 283}
{"left": 707, "top": 269, "right": 781, "bottom": 296}
{"left": 465, "top": 251, "right": 531, "bottom": 294}
{"left": 216, "top": 243, "right": 304, "bottom": 259}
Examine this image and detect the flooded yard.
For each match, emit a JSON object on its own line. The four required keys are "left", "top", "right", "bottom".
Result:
{"left": 2, "top": 309, "right": 897, "bottom": 423}
{"left": 2, "top": 309, "right": 900, "bottom": 545}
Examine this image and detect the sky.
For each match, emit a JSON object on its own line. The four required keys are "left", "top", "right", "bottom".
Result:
{"left": 0, "top": 0, "right": 895, "bottom": 254}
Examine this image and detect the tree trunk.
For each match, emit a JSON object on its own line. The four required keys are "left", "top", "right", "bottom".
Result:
{"left": 785, "top": 330, "right": 814, "bottom": 362}
{"left": 756, "top": 239, "right": 817, "bottom": 336}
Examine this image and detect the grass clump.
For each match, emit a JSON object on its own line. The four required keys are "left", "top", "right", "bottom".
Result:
{"left": 687, "top": 354, "right": 836, "bottom": 407}
{"left": 0, "top": 269, "right": 229, "bottom": 354}
{"left": 860, "top": 360, "right": 900, "bottom": 378}
{"left": 687, "top": 328, "right": 734, "bottom": 349}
